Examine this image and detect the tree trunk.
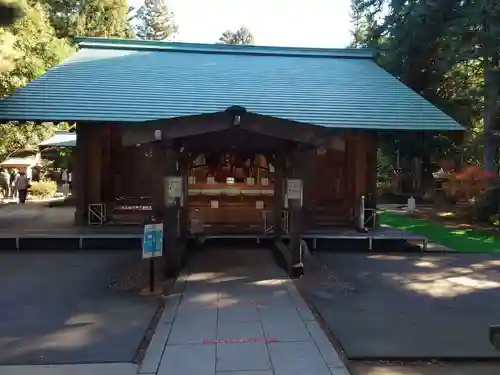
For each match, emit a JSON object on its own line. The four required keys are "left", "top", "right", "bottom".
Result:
{"left": 483, "top": 57, "right": 498, "bottom": 174}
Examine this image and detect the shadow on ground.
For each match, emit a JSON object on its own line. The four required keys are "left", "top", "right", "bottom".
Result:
{"left": 349, "top": 361, "right": 500, "bottom": 375}
{"left": 295, "top": 251, "right": 500, "bottom": 360}
{"left": 0, "top": 251, "right": 159, "bottom": 365}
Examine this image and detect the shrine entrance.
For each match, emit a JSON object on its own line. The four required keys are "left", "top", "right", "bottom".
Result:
{"left": 74, "top": 108, "right": 376, "bottom": 276}
{"left": 187, "top": 151, "right": 277, "bottom": 235}
{"left": 117, "top": 109, "right": 333, "bottom": 276}
{"left": 159, "top": 124, "right": 315, "bottom": 243}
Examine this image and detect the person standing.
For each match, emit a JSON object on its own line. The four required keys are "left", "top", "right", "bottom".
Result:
{"left": 1, "top": 169, "right": 10, "bottom": 198}
{"left": 10, "top": 169, "right": 18, "bottom": 199}
{"left": 15, "top": 170, "right": 29, "bottom": 204}
{"left": 61, "top": 168, "right": 68, "bottom": 184}
{"left": 68, "top": 171, "right": 72, "bottom": 193}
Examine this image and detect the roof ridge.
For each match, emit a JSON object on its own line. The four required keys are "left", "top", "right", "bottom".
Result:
{"left": 74, "top": 37, "right": 374, "bottom": 59}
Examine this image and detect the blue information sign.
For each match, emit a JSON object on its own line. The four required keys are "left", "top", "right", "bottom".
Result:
{"left": 142, "top": 223, "right": 163, "bottom": 259}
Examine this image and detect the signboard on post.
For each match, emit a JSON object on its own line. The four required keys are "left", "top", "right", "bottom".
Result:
{"left": 142, "top": 223, "right": 163, "bottom": 259}
{"left": 286, "top": 179, "right": 303, "bottom": 201}
{"left": 166, "top": 176, "right": 183, "bottom": 198}
{"left": 164, "top": 176, "right": 183, "bottom": 206}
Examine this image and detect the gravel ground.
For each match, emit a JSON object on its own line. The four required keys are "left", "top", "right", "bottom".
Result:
{"left": 349, "top": 361, "right": 500, "bottom": 375}
{"left": 0, "top": 251, "right": 160, "bottom": 365}
{"left": 109, "top": 256, "right": 167, "bottom": 291}
{"left": 293, "top": 251, "right": 500, "bottom": 375}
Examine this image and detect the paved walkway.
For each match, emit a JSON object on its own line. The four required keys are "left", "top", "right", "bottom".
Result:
{"left": 139, "top": 247, "right": 349, "bottom": 375}
{"left": 0, "top": 248, "right": 350, "bottom": 375}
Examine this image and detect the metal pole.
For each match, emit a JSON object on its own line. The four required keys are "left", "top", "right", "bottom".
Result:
{"left": 149, "top": 258, "right": 155, "bottom": 293}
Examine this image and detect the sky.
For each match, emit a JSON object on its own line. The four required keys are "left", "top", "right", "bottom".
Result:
{"left": 128, "top": 0, "right": 352, "bottom": 48}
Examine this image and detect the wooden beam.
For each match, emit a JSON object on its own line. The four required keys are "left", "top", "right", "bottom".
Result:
{"left": 122, "top": 113, "right": 230, "bottom": 146}
{"left": 179, "top": 128, "right": 299, "bottom": 152}
{"left": 122, "top": 111, "right": 331, "bottom": 147}
{"left": 241, "top": 113, "right": 329, "bottom": 147}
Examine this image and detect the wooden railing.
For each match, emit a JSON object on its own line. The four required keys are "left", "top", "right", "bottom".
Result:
{"left": 188, "top": 207, "right": 289, "bottom": 235}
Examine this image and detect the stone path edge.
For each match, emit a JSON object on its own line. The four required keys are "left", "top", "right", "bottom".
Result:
{"left": 133, "top": 298, "right": 168, "bottom": 365}
{"left": 289, "top": 256, "right": 353, "bottom": 372}
{"left": 137, "top": 269, "right": 188, "bottom": 374}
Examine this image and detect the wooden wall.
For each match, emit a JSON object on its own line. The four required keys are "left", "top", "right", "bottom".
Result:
{"left": 74, "top": 123, "right": 377, "bottom": 228}
{"left": 74, "top": 123, "right": 157, "bottom": 223}
{"left": 305, "top": 132, "right": 377, "bottom": 227}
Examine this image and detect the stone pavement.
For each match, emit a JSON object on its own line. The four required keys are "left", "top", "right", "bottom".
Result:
{"left": 138, "top": 247, "right": 350, "bottom": 375}
{"left": 0, "top": 248, "right": 351, "bottom": 375}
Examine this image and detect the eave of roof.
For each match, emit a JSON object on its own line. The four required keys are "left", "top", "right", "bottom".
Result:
{"left": 1, "top": 156, "right": 38, "bottom": 167}
{"left": 74, "top": 37, "right": 375, "bottom": 59}
{"left": 38, "top": 131, "right": 76, "bottom": 148}
{"left": 0, "top": 38, "right": 464, "bottom": 132}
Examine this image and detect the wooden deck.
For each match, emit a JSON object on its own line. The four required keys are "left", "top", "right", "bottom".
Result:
{"left": 0, "top": 204, "right": 428, "bottom": 252}
{"left": 302, "top": 227, "right": 428, "bottom": 251}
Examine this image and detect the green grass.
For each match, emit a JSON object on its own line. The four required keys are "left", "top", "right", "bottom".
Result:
{"left": 378, "top": 211, "right": 500, "bottom": 253}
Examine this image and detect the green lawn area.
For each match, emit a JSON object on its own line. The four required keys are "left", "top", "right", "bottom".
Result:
{"left": 378, "top": 211, "right": 500, "bottom": 253}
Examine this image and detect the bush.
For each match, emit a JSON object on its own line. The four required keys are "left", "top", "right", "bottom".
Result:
{"left": 472, "top": 182, "right": 500, "bottom": 224}
{"left": 29, "top": 180, "right": 57, "bottom": 199}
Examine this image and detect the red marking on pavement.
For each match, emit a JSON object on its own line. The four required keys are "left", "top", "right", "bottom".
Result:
{"left": 202, "top": 337, "right": 278, "bottom": 344}
{"left": 205, "top": 301, "right": 220, "bottom": 308}
{"left": 206, "top": 300, "right": 267, "bottom": 308}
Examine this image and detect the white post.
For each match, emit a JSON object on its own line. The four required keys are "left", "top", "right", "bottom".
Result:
{"left": 359, "top": 195, "right": 365, "bottom": 229}
{"left": 407, "top": 196, "right": 416, "bottom": 213}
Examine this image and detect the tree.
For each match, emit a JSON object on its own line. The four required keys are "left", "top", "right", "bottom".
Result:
{"left": 42, "top": 0, "right": 133, "bottom": 39}
{"left": 349, "top": 0, "right": 376, "bottom": 48}
{"left": 0, "top": 1, "right": 23, "bottom": 26}
{"left": 1, "top": 0, "right": 73, "bottom": 96}
{"left": 0, "top": 0, "right": 73, "bottom": 161}
{"left": 347, "top": 0, "right": 491, "bottom": 194}
{"left": 135, "top": 0, "right": 177, "bottom": 41}
{"left": 218, "top": 26, "right": 254, "bottom": 45}
{"left": 349, "top": 0, "right": 492, "bottom": 171}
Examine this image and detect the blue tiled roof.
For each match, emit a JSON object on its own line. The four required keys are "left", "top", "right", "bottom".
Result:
{"left": 0, "top": 37, "right": 463, "bottom": 131}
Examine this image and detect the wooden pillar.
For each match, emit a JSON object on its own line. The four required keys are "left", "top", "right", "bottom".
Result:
{"left": 73, "top": 124, "right": 86, "bottom": 225}
{"left": 288, "top": 149, "right": 305, "bottom": 277}
{"left": 152, "top": 142, "right": 166, "bottom": 219}
{"left": 301, "top": 149, "right": 315, "bottom": 227}
{"left": 343, "top": 135, "right": 356, "bottom": 223}
{"left": 354, "top": 133, "right": 367, "bottom": 203}
{"left": 100, "top": 125, "right": 112, "bottom": 205}
{"left": 73, "top": 123, "right": 104, "bottom": 225}
{"left": 273, "top": 152, "right": 285, "bottom": 239}
{"left": 161, "top": 145, "right": 183, "bottom": 278}
{"left": 366, "top": 133, "right": 377, "bottom": 205}
{"left": 86, "top": 124, "right": 103, "bottom": 205}
{"left": 178, "top": 151, "right": 190, "bottom": 240}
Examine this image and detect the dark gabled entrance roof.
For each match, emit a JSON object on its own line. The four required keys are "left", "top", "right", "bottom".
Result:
{"left": 0, "top": 37, "right": 463, "bottom": 132}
